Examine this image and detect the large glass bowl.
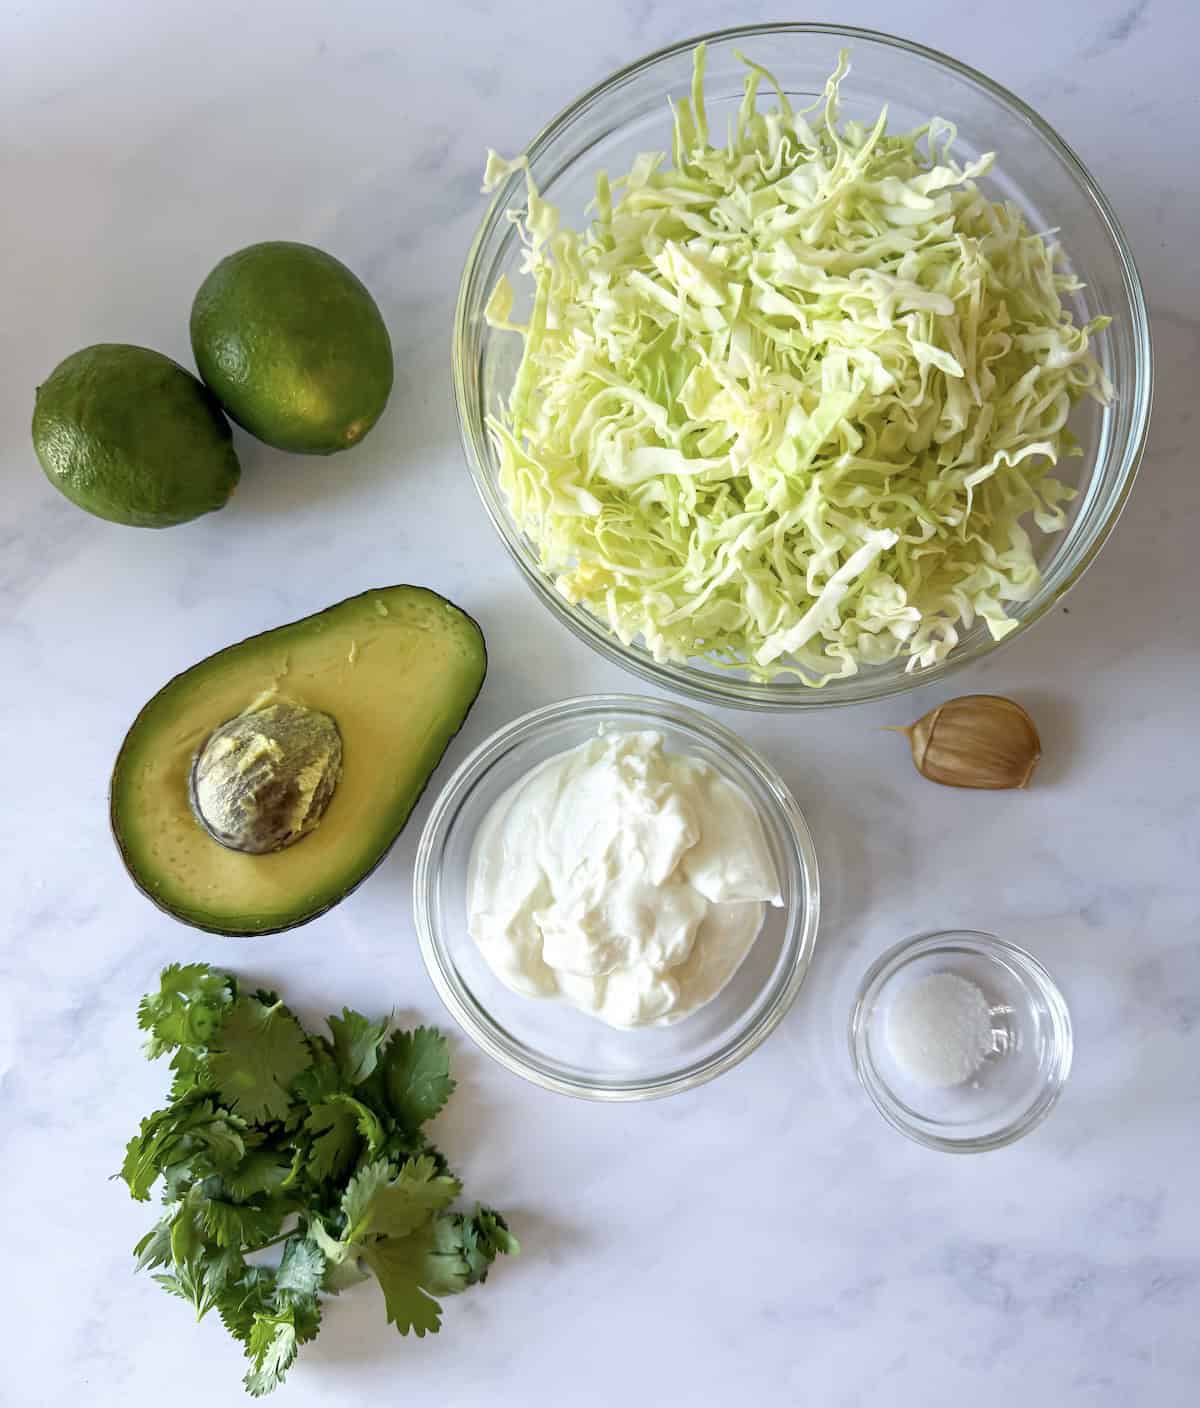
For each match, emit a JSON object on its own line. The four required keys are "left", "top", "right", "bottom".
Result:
{"left": 413, "top": 695, "right": 819, "bottom": 1100}
{"left": 453, "top": 23, "right": 1152, "bottom": 709}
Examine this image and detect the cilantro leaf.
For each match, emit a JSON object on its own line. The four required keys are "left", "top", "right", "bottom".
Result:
{"left": 206, "top": 1247, "right": 251, "bottom": 1298}
{"left": 338, "top": 1160, "right": 393, "bottom": 1245}
{"left": 291, "top": 1294, "right": 322, "bottom": 1345}
{"left": 133, "top": 1218, "right": 173, "bottom": 1272}
{"left": 363, "top": 1156, "right": 461, "bottom": 1239}
{"left": 201, "top": 1198, "right": 286, "bottom": 1251}
{"left": 191, "top": 1115, "right": 247, "bottom": 1170}
{"left": 236, "top": 1274, "right": 322, "bottom": 1396}
{"left": 224, "top": 1150, "right": 294, "bottom": 1201}
{"left": 167, "top": 1045, "right": 215, "bottom": 1100}
{"left": 121, "top": 1107, "right": 182, "bottom": 1201}
{"left": 458, "top": 1206, "right": 521, "bottom": 1284}
{"left": 301, "top": 1091, "right": 386, "bottom": 1186}
{"left": 291, "top": 1038, "right": 342, "bottom": 1105}
{"left": 208, "top": 997, "right": 312, "bottom": 1123}
{"left": 356, "top": 1202, "right": 517, "bottom": 1339}
{"left": 423, "top": 1207, "right": 520, "bottom": 1294}
{"left": 154, "top": 1259, "right": 213, "bottom": 1315}
{"left": 161, "top": 1159, "right": 197, "bottom": 1203}
{"left": 138, "top": 963, "right": 235, "bottom": 1058}
{"left": 305, "top": 1216, "right": 357, "bottom": 1267}
{"left": 420, "top": 1215, "right": 477, "bottom": 1296}
{"left": 304, "top": 1092, "right": 387, "bottom": 1185}
{"left": 361, "top": 1230, "right": 445, "bottom": 1337}
{"left": 326, "top": 1009, "right": 390, "bottom": 1087}
{"left": 381, "top": 1028, "right": 456, "bottom": 1133}
{"left": 170, "top": 1194, "right": 210, "bottom": 1267}
{"left": 244, "top": 1314, "right": 298, "bottom": 1397}
{"left": 307, "top": 1216, "right": 371, "bottom": 1293}
{"left": 155, "top": 1247, "right": 245, "bottom": 1319}
{"left": 120, "top": 1099, "right": 233, "bottom": 1200}
{"left": 327, "top": 1093, "right": 386, "bottom": 1157}
{"left": 303, "top": 1101, "right": 360, "bottom": 1184}
{"left": 340, "top": 1156, "right": 461, "bottom": 1246}
{"left": 215, "top": 1266, "right": 276, "bottom": 1346}
{"left": 275, "top": 1237, "right": 325, "bottom": 1301}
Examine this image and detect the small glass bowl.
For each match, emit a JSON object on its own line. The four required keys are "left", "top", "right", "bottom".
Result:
{"left": 413, "top": 694, "right": 819, "bottom": 1100}
{"left": 849, "top": 931, "right": 1073, "bottom": 1152}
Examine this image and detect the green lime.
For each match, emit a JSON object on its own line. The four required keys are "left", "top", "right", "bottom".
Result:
{"left": 190, "top": 241, "right": 393, "bottom": 455}
{"left": 32, "top": 344, "right": 240, "bottom": 528}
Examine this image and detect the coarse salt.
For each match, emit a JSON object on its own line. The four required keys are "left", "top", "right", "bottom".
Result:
{"left": 886, "top": 971, "right": 994, "bottom": 1087}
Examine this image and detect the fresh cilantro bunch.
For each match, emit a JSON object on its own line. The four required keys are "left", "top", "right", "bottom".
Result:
{"left": 120, "top": 964, "right": 517, "bottom": 1396}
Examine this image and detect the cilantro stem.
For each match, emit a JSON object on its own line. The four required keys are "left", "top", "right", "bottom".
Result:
{"left": 244, "top": 1230, "right": 292, "bottom": 1254}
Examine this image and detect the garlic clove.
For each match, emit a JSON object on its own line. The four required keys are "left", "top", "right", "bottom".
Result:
{"left": 892, "top": 694, "right": 1042, "bottom": 789}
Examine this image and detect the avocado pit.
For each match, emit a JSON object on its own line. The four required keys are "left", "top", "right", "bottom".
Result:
{"left": 189, "top": 697, "right": 342, "bottom": 854}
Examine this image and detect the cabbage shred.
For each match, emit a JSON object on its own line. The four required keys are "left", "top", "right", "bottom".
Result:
{"left": 482, "top": 48, "right": 1112, "bottom": 684}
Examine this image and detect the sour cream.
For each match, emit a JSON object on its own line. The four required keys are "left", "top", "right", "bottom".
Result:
{"left": 466, "top": 729, "right": 781, "bottom": 1029}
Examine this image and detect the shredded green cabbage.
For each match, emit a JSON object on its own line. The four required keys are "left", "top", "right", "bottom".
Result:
{"left": 482, "top": 47, "right": 1112, "bottom": 684}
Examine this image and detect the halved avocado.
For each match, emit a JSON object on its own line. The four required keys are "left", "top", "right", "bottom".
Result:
{"left": 111, "top": 586, "right": 486, "bottom": 935}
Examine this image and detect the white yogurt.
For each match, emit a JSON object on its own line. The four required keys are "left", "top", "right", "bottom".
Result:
{"left": 466, "top": 729, "right": 782, "bottom": 1029}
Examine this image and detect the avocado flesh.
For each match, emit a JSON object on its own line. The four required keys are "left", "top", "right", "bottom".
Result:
{"left": 110, "top": 586, "right": 486, "bottom": 935}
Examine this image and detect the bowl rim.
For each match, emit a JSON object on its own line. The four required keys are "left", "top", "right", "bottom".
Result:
{"left": 412, "top": 692, "right": 821, "bottom": 1100}
{"left": 453, "top": 22, "right": 1154, "bottom": 711}
{"left": 848, "top": 928, "right": 1074, "bottom": 1152}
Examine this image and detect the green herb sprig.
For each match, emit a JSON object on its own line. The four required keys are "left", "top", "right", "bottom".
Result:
{"left": 119, "top": 964, "right": 517, "bottom": 1395}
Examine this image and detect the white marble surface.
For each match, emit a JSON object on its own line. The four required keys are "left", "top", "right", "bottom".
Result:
{"left": 3, "top": 0, "right": 1198, "bottom": 1403}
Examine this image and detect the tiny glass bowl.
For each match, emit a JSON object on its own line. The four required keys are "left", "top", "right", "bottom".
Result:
{"left": 414, "top": 694, "right": 819, "bottom": 1100}
{"left": 849, "top": 931, "right": 1073, "bottom": 1152}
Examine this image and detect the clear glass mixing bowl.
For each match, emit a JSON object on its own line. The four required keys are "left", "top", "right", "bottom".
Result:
{"left": 453, "top": 23, "right": 1152, "bottom": 709}
{"left": 413, "top": 695, "right": 819, "bottom": 1100}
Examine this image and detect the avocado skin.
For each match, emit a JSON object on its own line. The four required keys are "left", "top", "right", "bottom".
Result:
{"left": 109, "top": 586, "right": 487, "bottom": 937}
{"left": 32, "top": 344, "right": 240, "bottom": 527}
{"left": 190, "top": 242, "right": 394, "bottom": 455}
